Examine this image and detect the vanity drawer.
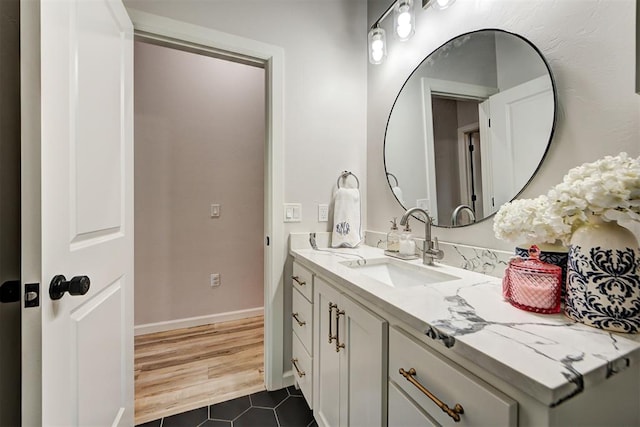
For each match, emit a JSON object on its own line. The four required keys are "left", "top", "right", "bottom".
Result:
{"left": 389, "top": 380, "right": 438, "bottom": 427}
{"left": 292, "top": 332, "right": 313, "bottom": 409}
{"left": 389, "top": 327, "right": 517, "bottom": 426}
{"left": 292, "top": 262, "right": 314, "bottom": 302}
{"left": 292, "top": 286, "right": 313, "bottom": 354}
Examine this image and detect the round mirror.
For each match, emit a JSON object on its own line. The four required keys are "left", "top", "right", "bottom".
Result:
{"left": 384, "top": 29, "right": 556, "bottom": 227}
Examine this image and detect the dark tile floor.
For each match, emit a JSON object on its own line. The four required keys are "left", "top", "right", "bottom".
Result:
{"left": 136, "top": 386, "right": 317, "bottom": 427}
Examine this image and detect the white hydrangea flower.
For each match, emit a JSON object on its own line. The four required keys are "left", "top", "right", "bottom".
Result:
{"left": 493, "top": 153, "right": 640, "bottom": 245}
{"left": 493, "top": 195, "right": 568, "bottom": 245}
{"left": 546, "top": 152, "right": 640, "bottom": 241}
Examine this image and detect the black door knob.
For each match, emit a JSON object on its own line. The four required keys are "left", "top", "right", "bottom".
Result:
{"left": 49, "top": 275, "right": 91, "bottom": 300}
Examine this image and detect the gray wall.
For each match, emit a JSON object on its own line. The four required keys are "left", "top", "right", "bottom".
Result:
{"left": 134, "top": 41, "right": 265, "bottom": 325}
{"left": 0, "top": 0, "right": 21, "bottom": 424}
{"left": 368, "top": 0, "right": 640, "bottom": 250}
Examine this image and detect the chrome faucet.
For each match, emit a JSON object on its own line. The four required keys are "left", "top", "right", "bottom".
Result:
{"left": 451, "top": 204, "right": 476, "bottom": 226}
{"left": 399, "top": 207, "right": 444, "bottom": 265}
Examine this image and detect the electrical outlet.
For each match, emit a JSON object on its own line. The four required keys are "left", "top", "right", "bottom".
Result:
{"left": 318, "top": 204, "right": 329, "bottom": 222}
{"left": 210, "top": 273, "right": 221, "bottom": 288}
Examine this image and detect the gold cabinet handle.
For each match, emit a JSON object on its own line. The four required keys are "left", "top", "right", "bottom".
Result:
{"left": 292, "top": 275, "right": 306, "bottom": 286}
{"left": 292, "top": 312, "right": 306, "bottom": 326}
{"left": 291, "top": 358, "right": 306, "bottom": 377}
{"left": 328, "top": 302, "right": 337, "bottom": 343}
{"left": 335, "top": 309, "right": 345, "bottom": 352}
{"left": 399, "top": 368, "right": 464, "bottom": 422}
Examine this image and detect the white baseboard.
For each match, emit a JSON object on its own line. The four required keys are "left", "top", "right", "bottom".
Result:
{"left": 134, "top": 307, "right": 264, "bottom": 336}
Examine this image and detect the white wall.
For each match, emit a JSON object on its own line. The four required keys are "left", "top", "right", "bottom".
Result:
{"left": 368, "top": 0, "right": 640, "bottom": 250}
{"left": 134, "top": 41, "right": 265, "bottom": 325}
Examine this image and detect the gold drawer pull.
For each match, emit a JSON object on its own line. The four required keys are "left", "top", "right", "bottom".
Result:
{"left": 292, "top": 312, "right": 306, "bottom": 326}
{"left": 399, "top": 368, "right": 464, "bottom": 422}
{"left": 291, "top": 358, "right": 306, "bottom": 377}
{"left": 328, "top": 302, "right": 337, "bottom": 343}
{"left": 335, "top": 309, "right": 345, "bottom": 352}
{"left": 292, "top": 275, "right": 306, "bottom": 286}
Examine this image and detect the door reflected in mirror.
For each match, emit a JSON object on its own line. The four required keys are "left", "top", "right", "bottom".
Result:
{"left": 384, "top": 29, "right": 556, "bottom": 227}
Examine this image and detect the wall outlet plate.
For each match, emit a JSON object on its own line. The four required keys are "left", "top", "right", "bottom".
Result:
{"left": 318, "top": 204, "right": 329, "bottom": 222}
{"left": 210, "top": 273, "right": 221, "bottom": 287}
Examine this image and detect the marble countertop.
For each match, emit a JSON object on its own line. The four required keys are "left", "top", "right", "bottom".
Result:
{"left": 290, "top": 244, "right": 640, "bottom": 407}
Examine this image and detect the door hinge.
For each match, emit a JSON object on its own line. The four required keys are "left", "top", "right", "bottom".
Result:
{"left": 471, "top": 194, "right": 477, "bottom": 202}
{"left": 265, "top": 236, "right": 270, "bottom": 246}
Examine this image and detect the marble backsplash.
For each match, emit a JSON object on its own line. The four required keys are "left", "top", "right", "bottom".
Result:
{"left": 289, "top": 230, "right": 513, "bottom": 279}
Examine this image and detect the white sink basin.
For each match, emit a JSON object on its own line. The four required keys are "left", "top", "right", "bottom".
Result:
{"left": 340, "top": 258, "right": 459, "bottom": 289}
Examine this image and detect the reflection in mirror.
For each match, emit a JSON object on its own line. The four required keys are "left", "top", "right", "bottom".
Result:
{"left": 384, "top": 29, "right": 556, "bottom": 227}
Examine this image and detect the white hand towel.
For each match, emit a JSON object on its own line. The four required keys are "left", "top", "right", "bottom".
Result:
{"left": 392, "top": 186, "right": 404, "bottom": 205}
{"left": 331, "top": 187, "right": 362, "bottom": 248}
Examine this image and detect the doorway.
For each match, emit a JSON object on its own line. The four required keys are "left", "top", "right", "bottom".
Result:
{"left": 132, "top": 36, "right": 267, "bottom": 421}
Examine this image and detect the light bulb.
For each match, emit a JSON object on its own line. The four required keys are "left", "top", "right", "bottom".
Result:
{"left": 431, "top": 0, "right": 455, "bottom": 10}
{"left": 371, "top": 49, "right": 384, "bottom": 62}
{"left": 394, "top": 0, "right": 414, "bottom": 41}
{"left": 368, "top": 27, "right": 387, "bottom": 64}
{"left": 397, "top": 11, "right": 411, "bottom": 26}
{"left": 396, "top": 23, "right": 412, "bottom": 39}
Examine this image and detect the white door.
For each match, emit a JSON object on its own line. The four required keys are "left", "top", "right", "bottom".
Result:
{"left": 21, "top": 0, "right": 134, "bottom": 425}
{"left": 482, "top": 75, "right": 554, "bottom": 212}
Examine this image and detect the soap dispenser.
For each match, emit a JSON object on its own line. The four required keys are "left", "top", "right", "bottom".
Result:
{"left": 386, "top": 218, "right": 400, "bottom": 253}
{"left": 399, "top": 221, "right": 416, "bottom": 257}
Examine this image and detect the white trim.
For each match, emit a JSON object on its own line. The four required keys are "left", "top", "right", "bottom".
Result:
{"left": 424, "top": 78, "right": 498, "bottom": 101}
{"left": 125, "top": 9, "right": 286, "bottom": 390}
{"left": 457, "top": 122, "right": 480, "bottom": 207}
{"left": 134, "top": 307, "right": 265, "bottom": 336}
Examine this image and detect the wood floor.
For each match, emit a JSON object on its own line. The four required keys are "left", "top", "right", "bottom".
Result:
{"left": 134, "top": 315, "right": 265, "bottom": 425}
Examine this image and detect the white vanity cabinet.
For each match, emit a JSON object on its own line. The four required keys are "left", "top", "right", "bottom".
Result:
{"left": 291, "top": 244, "right": 640, "bottom": 427}
{"left": 388, "top": 327, "right": 517, "bottom": 426}
{"left": 291, "top": 262, "right": 314, "bottom": 408}
{"left": 313, "top": 276, "right": 388, "bottom": 427}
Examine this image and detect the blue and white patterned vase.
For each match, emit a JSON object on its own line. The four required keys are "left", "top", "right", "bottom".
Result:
{"left": 516, "top": 243, "right": 569, "bottom": 300}
{"left": 564, "top": 214, "right": 640, "bottom": 333}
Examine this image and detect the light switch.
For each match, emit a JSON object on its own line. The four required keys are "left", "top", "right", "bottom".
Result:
{"left": 283, "top": 203, "right": 302, "bottom": 223}
{"left": 211, "top": 204, "right": 221, "bottom": 218}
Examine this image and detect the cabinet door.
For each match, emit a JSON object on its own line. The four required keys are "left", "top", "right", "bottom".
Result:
{"left": 339, "top": 294, "right": 388, "bottom": 427}
{"left": 313, "top": 278, "right": 342, "bottom": 427}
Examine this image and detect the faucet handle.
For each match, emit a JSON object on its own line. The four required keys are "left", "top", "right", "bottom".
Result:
{"left": 432, "top": 237, "right": 445, "bottom": 260}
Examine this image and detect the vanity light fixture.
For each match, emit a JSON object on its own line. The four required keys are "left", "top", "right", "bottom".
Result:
{"left": 370, "top": 0, "right": 454, "bottom": 64}
{"left": 368, "top": 26, "right": 387, "bottom": 64}
{"left": 394, "top": 0, "right": 415, "bottom": 41}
